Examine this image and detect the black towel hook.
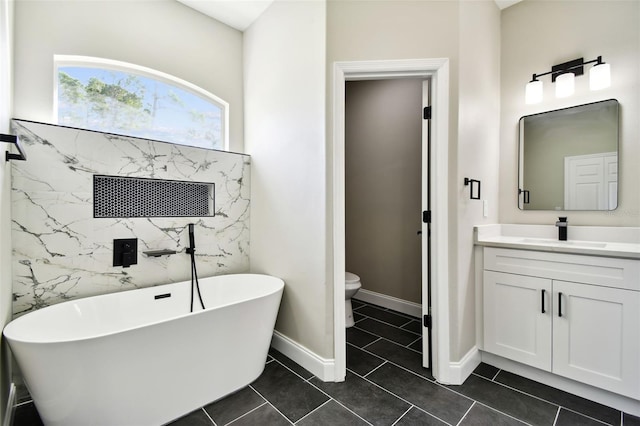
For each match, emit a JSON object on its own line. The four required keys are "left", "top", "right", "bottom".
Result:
{"left": 1, "top": 134, "right": 27, "bottom": 162}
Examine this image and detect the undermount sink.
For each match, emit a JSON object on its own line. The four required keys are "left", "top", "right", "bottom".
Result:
{"left": 518, "top": 238, "right": 607, "bottom": 249}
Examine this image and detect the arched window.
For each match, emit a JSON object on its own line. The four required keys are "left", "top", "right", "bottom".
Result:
{"left": 54, "top": 55, "right": 228, "bottom": 150}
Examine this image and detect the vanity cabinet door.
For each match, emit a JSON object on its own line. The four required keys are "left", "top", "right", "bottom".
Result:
{"left": 553, "top": 280, "right": 640, "bottom": 399}
{"left": 484, "top": 271, "right": 552, "bottom": 371}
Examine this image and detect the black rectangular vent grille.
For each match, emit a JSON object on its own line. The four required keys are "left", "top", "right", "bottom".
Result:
{"left": 93, "top": 175, "right": 214, "bottom": 218}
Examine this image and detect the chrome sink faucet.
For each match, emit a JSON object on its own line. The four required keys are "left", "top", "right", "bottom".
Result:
{"left": 556, "top": 217, "right": 568, "bottom": 241}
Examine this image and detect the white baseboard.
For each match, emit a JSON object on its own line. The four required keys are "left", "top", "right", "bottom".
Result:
{"left": 2, "top": 383, "right": 15, "bottom": 426}
{"left": 481, "top": 351, "right": 640, "bottom": 417}
{"left": 354, "top": 289, "right": 421, "bottom": 318}
{"left": 270, "top": 331, "right": 337, "bottom": 382}
{"left": 448, "top": 346, "right": 481, "bottom": 385}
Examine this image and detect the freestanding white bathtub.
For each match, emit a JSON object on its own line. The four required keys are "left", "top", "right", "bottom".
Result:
{"left": 3, "top": 274, "right": 284, "bottom": 426}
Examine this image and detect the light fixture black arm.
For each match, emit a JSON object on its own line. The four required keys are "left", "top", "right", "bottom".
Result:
{"left": 529, "top": 56, "right": 605, "bottom": 82}
{"left": 1, "top": 134, "right": 27, "bottom": 162}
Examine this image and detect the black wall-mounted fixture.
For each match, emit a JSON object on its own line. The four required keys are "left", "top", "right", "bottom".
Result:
{"left": 464, "top": 178, "right": 481, "bottom": 200}
{"left": 113, "top": 238, "right": 138, "bottom": 268}
{"left": 518, "top": 188, "right": 530, "bottom": 204}
{"left": 1, "top": 134, "right": 27, "bottom": 162}
{"left": 525, "top": 55, "right": 611, "bottom": 104}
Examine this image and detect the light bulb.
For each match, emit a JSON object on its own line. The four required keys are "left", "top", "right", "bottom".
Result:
{"left": 555, "top": 73, "right": 575, "bottom": 98}
{"left": 525, "top": 80, "right": 543, "bottom": 104}
{"left": 590, "top": 63, "right": 611, "bottom": 90}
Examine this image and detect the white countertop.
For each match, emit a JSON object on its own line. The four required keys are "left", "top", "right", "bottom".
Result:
{"left": 474, "top": 224, "right": 640, "bottom": 260}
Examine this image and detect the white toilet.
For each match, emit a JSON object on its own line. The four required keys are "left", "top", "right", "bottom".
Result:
{"left": 345, "top": 272, "right": 362, "bottom": 328}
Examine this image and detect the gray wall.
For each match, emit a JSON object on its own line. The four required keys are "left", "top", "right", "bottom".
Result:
{"left": 345, "top": 79, "right": 422, "bottom": 304}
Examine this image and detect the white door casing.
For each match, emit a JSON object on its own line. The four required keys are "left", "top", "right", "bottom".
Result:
{"left": 333, "top": 58, "right": 450, "bottom": 383}
{"left": 421, "top": 79, "right": 431, "bottom": 368}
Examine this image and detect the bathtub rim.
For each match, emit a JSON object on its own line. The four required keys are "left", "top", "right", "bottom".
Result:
{"left": 3, "top": 273, "right": 284, "bottom": 345}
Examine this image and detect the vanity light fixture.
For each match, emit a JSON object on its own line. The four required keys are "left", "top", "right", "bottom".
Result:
{"left": 525, "top": 56, "right": 611, "bottom": 104}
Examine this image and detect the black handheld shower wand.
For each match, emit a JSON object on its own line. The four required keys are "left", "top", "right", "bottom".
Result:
{"left": 186, "top": 223, "right": 196, "bottom": 254}
{"left": 186, "top": 223, "right": 205, "bottom": 311}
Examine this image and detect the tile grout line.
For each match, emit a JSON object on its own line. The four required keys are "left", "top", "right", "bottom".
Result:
{"left": 474, "top": 401, "right": 535, "bottom": 426}
{"left": 356, "top": 316, "right": 422, "bottom": 338}
{"left": 353, "top": 326, "right": 422, "bottom": 355}
{"left": 352, "top": 310, "right": 422, "bottom": 337}
{"left": 350, "top": 366, "right": 464, "bottom": 425}
{"left": 558, "top": 407, "right": 617, "bottom": 426}
{"left": 247, "top": 385, "right": 294, "bottom": 425}
{"left": 269, "top": 354, "right": 315, "bottom": 383}
{"left": 455, "top": 401, "right": 476, "bottom": 426}
{"left": 471, "top": 372, "right": 561, "bottom": 410}
{"left": 363, "top": 360, "right": 388, "bottom": 378}
{"left": 390, "top": 405, "right": 415, "bottom": 426}
{"left": 302, "top": 377, "right": 375, "bottom": 426}
{"left": 475, "top": 372, "right": 617, "bottom": 425}
{"left": 200, "top": 406, "right": 217, "bottom": 426}
{"left": 13, "top": 400, "right": 34, "bottom": 408}
{"left": 292, "top": 399, "right": 332, "bottom": 425}
{"left": 347, "top": 341, "right": 385, "bottom": 364}
{"left": 346, "top": 367, "right": 452, "bottom": 426}
{"left": 552, "top": 406, "right": 561, "bottom": 426}
{"left": 491, "top": 368, "right": 501, "bottom": 381}
{"left": 219, "top": 401, "right": 267, "bottom": 426}
{"left": 350, "top": 340, "right": 435, "bottom": 382}
{"left": 405, "top": 335, "right": 422, "bottom": 349}
{"left": 360, "top": 335, "right": 383, "bottom": 350}
{"left": 357, "top": 301, "right": 420, "bottom": 321}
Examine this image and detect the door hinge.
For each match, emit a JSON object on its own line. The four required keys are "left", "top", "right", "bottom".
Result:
{"left": 423, "top": 106, "right": 432, "bottom": 120}
{"left": 423, "top": 314, "right": 432, "bottom": 328}
{"left": 422, "top": 210, "right": 431, "bottom": 223}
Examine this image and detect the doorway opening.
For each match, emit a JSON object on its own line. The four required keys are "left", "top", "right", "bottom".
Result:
{"left": 344, "top": 77, "right": 428, "bottom": 365}
{"left": 332, "top": 58, "right": 451, "bottom": 384}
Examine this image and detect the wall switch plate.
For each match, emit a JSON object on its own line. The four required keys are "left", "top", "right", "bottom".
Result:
{"left": 113, "top": 238, "right": 138, "bottom": 268}
{"left": 483, "top": 200, "right": 489, "bottom": 218}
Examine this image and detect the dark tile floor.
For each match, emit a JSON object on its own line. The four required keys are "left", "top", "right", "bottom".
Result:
{"left": 12, "top": 299, "right": 640, "bottom": 426}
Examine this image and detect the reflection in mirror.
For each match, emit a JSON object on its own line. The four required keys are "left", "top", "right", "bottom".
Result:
{"left": 518, "top": 99, "right": 619, "bottom": 211}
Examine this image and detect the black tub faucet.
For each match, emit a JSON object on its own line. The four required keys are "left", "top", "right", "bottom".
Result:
{"left": 556, "top": 217, "right": 568, "bottom": 241}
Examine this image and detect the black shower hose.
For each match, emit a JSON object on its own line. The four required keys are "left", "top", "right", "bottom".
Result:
{"left": 190, "top": 249, "right": 206, "bottom": 312}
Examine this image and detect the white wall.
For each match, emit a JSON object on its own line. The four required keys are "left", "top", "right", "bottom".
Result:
{"left": 455, "top": 0, "right": 501, "bottom": 360}
{"left": 13, "top": 0, "right": 245, "bottom": 152}
{"left": 500, "top": 0, "right": 640, "bottom": 226}
{"left": 244, "top": 1, "right": 329, "bottom": 357}
{"left": 327, "top": 0, "right": 462, "bottom": 364}
{"left": 0, "top": 0, "right": 13, "bottom": 418}
{"left": 327, "top": 0, "right": 501, "bottom": 363}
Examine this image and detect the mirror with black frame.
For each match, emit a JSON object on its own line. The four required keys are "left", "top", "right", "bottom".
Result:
{"left": 518, "top": 99, "right": 619, "bottom": 211}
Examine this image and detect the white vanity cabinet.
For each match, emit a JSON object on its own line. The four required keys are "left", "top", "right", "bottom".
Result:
{"left": 482, "top": 247, "right": 640, "bottom": 399}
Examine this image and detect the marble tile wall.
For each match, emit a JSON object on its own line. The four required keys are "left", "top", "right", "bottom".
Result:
{"left": 10, "top": 120, "right": 250, "bottom": 316}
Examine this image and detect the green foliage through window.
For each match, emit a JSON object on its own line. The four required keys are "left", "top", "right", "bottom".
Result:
{"left": 57, "top": 66, "right": 225, "bottom": 150}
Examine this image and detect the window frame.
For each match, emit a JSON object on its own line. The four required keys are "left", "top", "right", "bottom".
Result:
{"left": 53, "top": 55, "right": 230, "bottom": 151}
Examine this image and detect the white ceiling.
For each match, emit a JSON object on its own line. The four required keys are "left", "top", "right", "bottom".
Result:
{"left": 176, "top": 0, "right": 274, "bottom": 31}
{"left": 177, "top": 0, "right": 521, "bottom": 32}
